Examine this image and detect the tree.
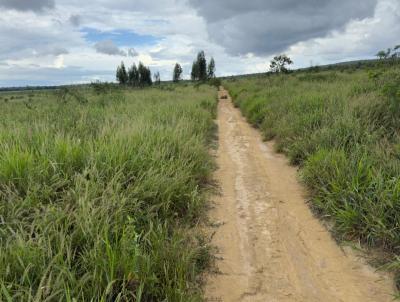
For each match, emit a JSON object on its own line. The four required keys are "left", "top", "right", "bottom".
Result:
{"left": 376, "top": 45, "right": 400, "bottom": 61}
{"left": 145, "top": 67, "right": 152, "bottom": 86}
{"left": 154, "top": 71, "right": 161, "bottom": 85}
{"left": 128, "top": 63, "right": 139, "bottom": 87}
{"left": 173, "top": 63, "right": 183, "bottom": 82}
{"left": 191, "top": 61, "right": 199, "bottom": 81}
{"left": 386, "top": 48, "right": 392, "bottom": 58}
{"left": 138, "top": 62, "right": 152, "bottom": 87}
{"left": 392, "top": 45, "right": 400, "bottom": 58}
{"left": 270, "top": 55, "right": 293, "bottom": 73}
{"left": 190, "top": 51, "right": 208, "bottom": 81}
{"left": 116, "top": 61, "right": 128, "bottom": 85}
{"left": 376, "top": 50, "right": 387, "bottom": 60}
{"left": 197, "top": 51, "right": 207, "bottom": 81}
{"left": 207, "top": 57, "right": 216, "bottom": 79}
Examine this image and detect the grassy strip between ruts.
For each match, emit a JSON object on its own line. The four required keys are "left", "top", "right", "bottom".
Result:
{"left": 0, "top": 84, "right": 217, "bottom": 301}
{"left": 225, "top": 64, "right": 400, "bottom": 289}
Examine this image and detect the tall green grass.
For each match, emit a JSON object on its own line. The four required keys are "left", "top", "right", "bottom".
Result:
{"left": 0, "top": 85, "right": 216, "bottom": 301}
{"left": 225, "top": 66, "right": 400, "bottom": 285}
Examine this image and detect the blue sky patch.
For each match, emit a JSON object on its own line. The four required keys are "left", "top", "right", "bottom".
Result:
{"left": 81, "top": 28, "right": 160, "bottom": 46}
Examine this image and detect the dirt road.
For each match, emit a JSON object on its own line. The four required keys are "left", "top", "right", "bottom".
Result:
{"left": 205, "top": 88, "right": 395, "bottom": 302}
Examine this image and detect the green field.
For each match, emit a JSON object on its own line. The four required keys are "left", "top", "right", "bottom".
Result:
{"left": 225, "top": 63, "right": 400, "bottom": 285}
{"left": 2, "top": 61, "right": 400, "bottom": 299}
{"left": 0, "top": 85, "right": 216, "bottom": 301}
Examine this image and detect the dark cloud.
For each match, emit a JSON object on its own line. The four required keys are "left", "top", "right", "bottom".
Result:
{"left": 0, "top": 0, "right": 54, "bottom": 12}
{"left": 188, "top": 0, "right": 378, "bottom": 55}
{"left": 94, "top": 40, "right": 127, "bottom": 56}
{"left": 69, "top": 14, "right": 82, "bottom": 27}
{"left": 94, "top": 41, "right": 139, "bottom": 57}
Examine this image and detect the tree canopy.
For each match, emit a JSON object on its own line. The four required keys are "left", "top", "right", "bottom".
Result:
{"left": 173, "top": 63, "right": 183, "bottom": 82}
{"left": 117, "top": 61, "right": 152, "bottom": 87}
{"left": 128, "top": 63, "right": 139, "bottom": 86}
{"left": 190, "top": 51, "right": 216, "bottom": 81}
{"left": 208, "top": 57, "right": 216, "bottom": 79}
{"left": 116, "top": 62, "right": 128, "bottom": 85}
{"left": 270, "top": 55, "right": 293, "bottom": 73}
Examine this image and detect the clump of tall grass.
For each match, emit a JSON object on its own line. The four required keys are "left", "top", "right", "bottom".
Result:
{"left": 225, "top": 65, "right": 400, "bottom": 286}
{"left": 0, "top": 85, "right": 216, "bottom": 301}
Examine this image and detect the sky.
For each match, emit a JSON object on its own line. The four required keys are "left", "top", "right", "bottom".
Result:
{"left": 0, "top": 0, "right": 399, "bottom": 87}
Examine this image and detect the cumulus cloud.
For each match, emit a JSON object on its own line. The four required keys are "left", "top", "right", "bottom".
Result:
{"left": 188, "top": 0, "right": 379, "bottom": 55}
{"left": 0, "top": 0, "right": 54, "bottom": 12}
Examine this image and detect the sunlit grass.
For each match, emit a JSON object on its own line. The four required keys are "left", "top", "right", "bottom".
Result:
{"left": 0, "top": 84, "right": 216, "bottom": 301}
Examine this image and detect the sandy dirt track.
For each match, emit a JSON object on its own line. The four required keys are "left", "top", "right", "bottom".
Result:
{"left": 205, "top": 87, "right": 395, "bottom": 302}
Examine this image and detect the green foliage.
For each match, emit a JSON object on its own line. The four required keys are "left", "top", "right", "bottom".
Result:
{"left": 0, "top": 85, "right": 217, "bottom": 301}
{"left": 173, "top": 63, "right": 183, "bottom": 82}
{"left": 191, "top": 51, "right": 214, "bottom": 82}
{"left": 128, "top": 63, "right": 139, "bottom": 87}
{"left": 56, "top": 87, "right": 88, "bottom": 104}
{"left": 137, "top": 62, "right": 152, "bottom": 87}
{"left": 376, "top": 44, "right": 400, "bottom": 61}
{"left": 376, "top": 50, "right": 388, "bottom": 60}
{"left": 270, "top": 54, "right": 293, "bottom": 73}
{"left": 191, "top": 61, "right": 199, "bottom": 81}
{"left": 207, "top": 58, "right": 216, "bottom": 79}
{"left": 118, "top": 62, "right": 152, "bottom": 87}
{"left": 208, "top": 77, "right": 221, "bottom": 88}
{"left": 90, "top": 81, "right": 116, "bottom": 95}
{"left": 116, "top": 62, "right": 128, "bottom": 85}
{"left": 225, "top": 65, "right": 400, "bottom": 285}
{"left": 197, "top": 51, "right": 207, "bottom": 81}
{"left": 297, "top": 72, "right": 337, "bottom": 82}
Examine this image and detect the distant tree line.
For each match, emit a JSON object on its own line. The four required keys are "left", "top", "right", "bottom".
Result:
{"left": 116, "top": 51, "right": 217, "bottom": 87}
{"left": 116, "top": 61, "right": 153, "bottom": 87}
{"left": 172, "top": 52, "right": 216, "bottom": 83}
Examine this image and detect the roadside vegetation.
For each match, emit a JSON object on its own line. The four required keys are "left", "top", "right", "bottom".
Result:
{"left": 0, "top": 84, "right": 217, "bottom": 301}
{"left": 225, "top": 58, "right": 400, "bottom": 286}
